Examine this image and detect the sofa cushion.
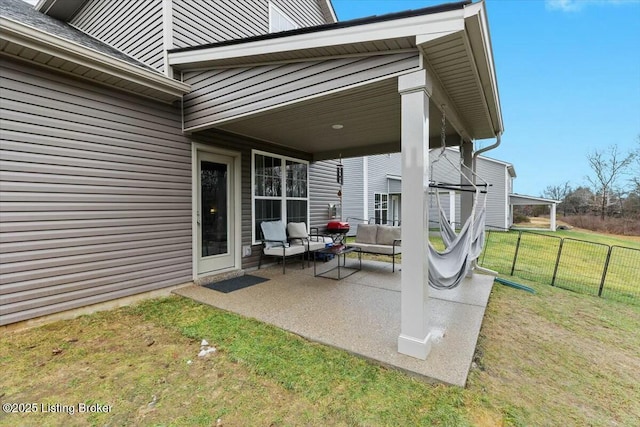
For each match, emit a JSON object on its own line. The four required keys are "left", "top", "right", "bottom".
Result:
{"left": 376, "top": 225, "right": 401, "bottom": 246}
{"left": 350, "top": 242, "right": 402, "bottom": 255}
{"left": 287, "top": 222, "right": 308, "bottom": 238}
{"left": 355, "top": 224, "right": 377, "bottom": 244}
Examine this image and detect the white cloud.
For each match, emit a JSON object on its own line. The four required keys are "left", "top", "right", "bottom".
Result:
{"left": 546, "top": 0, "right": 640, "bottom": 12}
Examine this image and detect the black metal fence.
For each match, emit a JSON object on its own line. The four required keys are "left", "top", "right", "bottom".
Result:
{"left": 478, "top": 228, "right": 640, "bottom": 305}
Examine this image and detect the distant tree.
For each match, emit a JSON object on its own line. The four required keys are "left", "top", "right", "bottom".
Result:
{"left": 542, "top": 181, "right": 571, "bottom": 216}
{"left": 586, "top": 144, "right": 636, "bottom": 220}
{"left": 632, "top": 136, "right": 640, "bottom": 191}
{"left": 564, "top": 187, "right": 594, "bottom": 215}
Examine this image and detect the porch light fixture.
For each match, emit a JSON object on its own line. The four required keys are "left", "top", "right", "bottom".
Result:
{"left": 331, "top": 124, "right": 343, "bottom": 130}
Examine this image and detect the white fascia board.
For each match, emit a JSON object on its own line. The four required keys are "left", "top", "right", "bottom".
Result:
{"left": 464, "top": 1, "right": 503, "bottom": 134}
{"left": 510, "top": 194, "right": 562, "bottom": 204}
{"left": 169, "top": 9, "right": 465, "bottom": 68}
{"left": 323, "top": 0, "right": 338, "bottom": 23}
{"left": 0, "top": 16, "right": 190, "bottom": 99}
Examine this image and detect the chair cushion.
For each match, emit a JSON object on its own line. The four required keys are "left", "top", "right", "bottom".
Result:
{"left": 355, "top": 224, "right": 377, "bottom": 244}
{"left": 377, "top": 225, "right": 401, "bottom": 245}
{"left": 261, "top": 220, "right": 287, "bottom": 248}
{"left": 263, "top": 244, "right": 306, "bottom": 257}
{"left": 287, "top": 222, "right": 309, "bottom": 239}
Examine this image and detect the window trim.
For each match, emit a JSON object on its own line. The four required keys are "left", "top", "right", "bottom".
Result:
{"left": 374, "top": 192, "right": 389, "bottom": 224}
{"left": 251, "top": 149, "right": 310, "bottom": 244}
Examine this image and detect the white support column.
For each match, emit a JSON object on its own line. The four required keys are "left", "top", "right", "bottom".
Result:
{"left": 397, "top": 70, "right": 432, "bottom": 360}
{"left": 550, "top": 203, "right": 557, "bottom": 231}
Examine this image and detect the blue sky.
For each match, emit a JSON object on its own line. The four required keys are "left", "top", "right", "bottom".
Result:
{"left": 333, "top": 0, "right": 640, "bottom": 196}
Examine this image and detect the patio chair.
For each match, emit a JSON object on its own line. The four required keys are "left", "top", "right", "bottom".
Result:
{"left": 258, "top": 220, "right": 306, "bottom": 274}
{"left": 287, "top": 222, "right": 332, "bottom": 266}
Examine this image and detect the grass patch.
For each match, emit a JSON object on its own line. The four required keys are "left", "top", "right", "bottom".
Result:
{"left": 2, "top": 285, "right": 639, "bottom": 426}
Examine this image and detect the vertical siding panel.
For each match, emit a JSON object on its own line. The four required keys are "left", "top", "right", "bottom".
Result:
{"left": 71, "top": 0, "right": 164, "bottom": 72}
{"left": 0, "top": 59, "right": 192, "bottom": 325}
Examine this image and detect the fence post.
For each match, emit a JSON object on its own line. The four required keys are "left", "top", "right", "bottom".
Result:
{"left": 510, "top": 231, "right": 522, "bottom": 276}
{"left": 598, "top": 246, "right": 613, "bottom": 297}
{"left": 480, "top": 229, "right": 492, "bottom": 267}
{"left": 551, "top": 238, "right": 564, "bottom": 287}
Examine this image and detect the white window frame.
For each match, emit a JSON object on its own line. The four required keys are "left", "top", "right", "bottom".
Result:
{"left": 268, "top": 2, "right": 299, "bottom": 33}
{"left": 251, "top": 149, "right": 310, "bottom": 244}
{"left": 374, "top": 192, "right": 389, "bottom": 224}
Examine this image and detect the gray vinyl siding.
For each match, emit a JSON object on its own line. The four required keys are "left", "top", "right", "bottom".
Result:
{"left": 0, "top": 58, "right": 192, "bottom": 325}
{"left": 172, "top": 0, "right": 327, "bottom": 49}
{"left": 341, "top": 157, "right": 364, "bottom": 233}
{"left": 476, "top": 158, "right": 509, "bottom": 229}
{"left": 70, "top": 0, "right": 165, "bottom": 72}
{"left": 309, "top": 160, "right": 341, "bottom": 229}
{"left": 182, "top": 53, "right": 420, "bottom": 130}
{"left": 366, "top": 153, "right": 399, "bottom": 223}
{"left": 271, "top": 0, "right": 325, "bottom": 27}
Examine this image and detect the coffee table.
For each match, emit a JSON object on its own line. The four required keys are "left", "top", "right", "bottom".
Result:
{"left": 313, "top": 245, "right": 362, "bottom": 280}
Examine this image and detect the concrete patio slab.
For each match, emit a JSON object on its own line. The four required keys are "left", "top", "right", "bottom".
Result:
{"left": 174, "top": 259, "right": 494, "bottom": 386}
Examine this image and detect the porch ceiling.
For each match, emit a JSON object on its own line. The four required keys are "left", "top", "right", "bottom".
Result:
{"left": 171, "top": 1, "right": 502, "bottom": 159}
{"left": 215, "top": 79, "right": 454, "bottom": 160}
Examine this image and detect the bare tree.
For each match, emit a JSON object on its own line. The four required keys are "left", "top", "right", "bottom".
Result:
{"left": 542, "top": 182, "right": 572, "bottom": 216}
{"left": 586, "top": 144, "right": 636, "bottom": 220}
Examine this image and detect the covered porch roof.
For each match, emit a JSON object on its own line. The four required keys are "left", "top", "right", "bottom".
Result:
{"left": 510, "top": 194, "right": 562, "bottom": 206}
{"left": 169, "top": 0, "right": 503, "bottom": 160}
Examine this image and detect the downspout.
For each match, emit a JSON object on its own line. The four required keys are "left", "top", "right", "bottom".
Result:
{"left": 472, "top": 132, "right": 502, "bottom": 173}
{"left": 471, "top": 131, "right": 502, "bottom": 277}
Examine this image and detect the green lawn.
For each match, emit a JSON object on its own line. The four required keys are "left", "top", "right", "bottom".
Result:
{"left": 1, "top": 284, "right": 639, "bottom": 426}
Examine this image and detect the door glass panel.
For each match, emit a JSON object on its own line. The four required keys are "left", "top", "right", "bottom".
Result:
{"left": 201, "top": 161, "right": 227, "bottom": 257}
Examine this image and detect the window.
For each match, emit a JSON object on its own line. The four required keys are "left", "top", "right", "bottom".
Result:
{"left": 374, "top": 193, "right": 389, "bottom": 225}
{"left": 269, "top": 2, "right": 299, "bottom": 33}
{"left": 253, "top": 150, "right": 309, "bottom": 243}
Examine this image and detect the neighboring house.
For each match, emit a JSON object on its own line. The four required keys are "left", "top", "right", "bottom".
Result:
{"left": 1, "top": 0, "right": 503, "bottom": 361}
{"left": 342, "top": 149, "right": 558, "bottom": 231}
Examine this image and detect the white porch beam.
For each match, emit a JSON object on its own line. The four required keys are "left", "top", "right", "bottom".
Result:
{"left": 397, "top": 69, "right": 433, "bottom": 360}
{"left": 550, "top": 204, "right": 557, "bottom": 231}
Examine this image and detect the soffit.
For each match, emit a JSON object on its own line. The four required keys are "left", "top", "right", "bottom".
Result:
{"left": 0, "top": 17, "right": 190, "bottom": 104}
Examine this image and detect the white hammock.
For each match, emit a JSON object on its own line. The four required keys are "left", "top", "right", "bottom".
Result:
{"left": 427, "top": 154, "right": 488, "bottom": 290}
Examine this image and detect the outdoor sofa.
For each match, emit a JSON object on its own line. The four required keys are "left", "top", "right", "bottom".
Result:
{"left": 349, "top": 224, "right": 402, "bottom": 272}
